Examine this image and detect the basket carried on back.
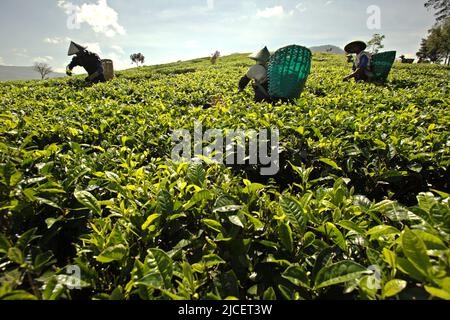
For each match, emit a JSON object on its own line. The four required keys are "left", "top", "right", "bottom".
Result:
{"left": 101, "top": 59, "right": 115, "bottom": 81}
{"left": 370, "top": 51, "right": 396, "bottom": 82}
{"left": 268, "top": 45, "right": 312, "bottom": 100}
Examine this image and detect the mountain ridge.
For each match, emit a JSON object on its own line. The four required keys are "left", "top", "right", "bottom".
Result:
{"left": 0, "top": 65, "right": 65, "bottom": 82}
{"left": 309, "top": 45, "right": 345, "bottom": 54}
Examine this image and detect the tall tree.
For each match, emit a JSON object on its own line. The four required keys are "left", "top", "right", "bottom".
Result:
{"left": 416, "top": 18, "right": 450, "bottom": 64}
{"left": 425, "top": 0, "right": 450, "bottom": 22}
{"left": 367, "top": 34, "right": 385, "bottom": 54}
{"left": 417, "top": 39, "right": 431, "bottom": 61}
{"left": 33, "top": 63, "right": 53, "bottom": 80}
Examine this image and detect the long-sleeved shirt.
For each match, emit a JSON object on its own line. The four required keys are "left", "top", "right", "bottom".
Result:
{"left": 353, "top": 51, "right": 371, "bottom": 71}
{"left": 68, "top": 51, "right": 104, "bottom": 76}
{"left": 239, "top": 64, "right": 270, "bottom": 102}
{"left": 239, "top": 64, "right": 268, "bottom": 90}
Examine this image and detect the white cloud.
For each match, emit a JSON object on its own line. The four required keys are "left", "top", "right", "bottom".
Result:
{"left": 156, "top": 6, "right": 210, "bottom": 20}
{"left": 58, "top": 0, "right": 125, "bottom": 37}
{"left": 84, "top": 42, "right": 102, "bottom": 54}
{"left": 34, "top": 56, "right": 54, "bottom": 63}
{"left": 0, "top": 57, "right": 5, "bottom": 65}
{"left": 44, "top": 38, "right": 59, "bottom": 44}
{"left": 295, "top": 3, "right": 307, "bottom": 13}
{"left": 12, "top": 48, "right": 29, "bottom": 58}
{"left": 256, "top": 6, "right": 285, "bottom": 18}
{"left": 44, "top": 37, "right": 71, "bottom": 44}
{"left": 111, "top": 45, "right": 125, "bottom": 55}
{"left": 103, "top": 52, "right": 131, "bottom": 71}
{"left": 106, "top": 45, "right": 132, "bottom": 70}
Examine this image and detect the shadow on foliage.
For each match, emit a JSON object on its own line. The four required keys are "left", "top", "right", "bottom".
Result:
{"left": 389, "top": 79, "right": 420, "bottom": 89}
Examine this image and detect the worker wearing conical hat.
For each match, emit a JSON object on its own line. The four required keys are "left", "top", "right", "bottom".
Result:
{"left": 66, "top": 41, "right": 106, "bottom": 83}
{"left": 343, "top": 41, "right": 373, "bottom": 82}
{"left": 238, "top": 46, "right": 272, "bottom": 102}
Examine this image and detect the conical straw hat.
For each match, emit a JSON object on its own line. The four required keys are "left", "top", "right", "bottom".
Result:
{"left": 68, "top": 41, "right": 87, "bottom": 56}
{"left": 248, "top": 46, "right": 271, "bottom": 64}
{"left": 344, "top": 41, "right": 367, "bottom": 54}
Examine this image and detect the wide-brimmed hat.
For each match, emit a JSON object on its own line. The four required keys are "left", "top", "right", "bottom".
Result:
{"left": 344, "top": 41, "right": 367, "bottom": 54}
{"left": 248, "top": 46, "right": 271, "bottom": 64}
{"left": 68, "top": 41, "right": 87, "bottom": 56}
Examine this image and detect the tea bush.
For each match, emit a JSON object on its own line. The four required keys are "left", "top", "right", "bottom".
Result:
{"left": 0, "top": 53, "right": 449, "bottom": 300}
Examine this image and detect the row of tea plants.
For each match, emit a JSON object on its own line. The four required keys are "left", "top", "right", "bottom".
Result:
{"left": 0, "top": 53, "right": 449, "bottom": 300}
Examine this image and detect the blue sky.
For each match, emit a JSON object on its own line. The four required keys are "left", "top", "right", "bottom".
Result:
{"left": 0, "top": 0, "right": 437, "bottom": 72}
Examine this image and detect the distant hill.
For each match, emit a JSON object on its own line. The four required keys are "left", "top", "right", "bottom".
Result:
{"left": 309, "top": 45, "right": 345, "bottom": 55}
{"left": 0, "top": 65, "right": 65, "bottom": 82}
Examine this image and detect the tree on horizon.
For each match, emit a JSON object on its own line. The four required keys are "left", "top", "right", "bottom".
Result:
{"left": 130, "top": 53, "right": 145, "bottom": 67}
{"left": 33, "top": 62, "right": 53, "bottom": 80}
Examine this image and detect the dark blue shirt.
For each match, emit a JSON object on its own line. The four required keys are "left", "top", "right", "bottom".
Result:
{"left": 353, "top": 54, "right": 370, "bottom": 71}
{"left": 68, "top": 51, "right": 104, "bottom": 76}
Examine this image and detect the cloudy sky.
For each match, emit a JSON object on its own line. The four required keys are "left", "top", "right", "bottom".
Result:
{"left": 0, "top": 0, "right": 437, "bottom": 72}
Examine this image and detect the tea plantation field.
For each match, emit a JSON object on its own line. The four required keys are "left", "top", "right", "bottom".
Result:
{"left": 0, "top": 53, "right": 449, "bottom": 300}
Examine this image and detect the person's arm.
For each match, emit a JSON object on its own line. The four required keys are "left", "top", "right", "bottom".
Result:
{"left": 343, "top": 68, "right": 362, "bottom": 81}
{"left": 238, "top": 75, "right": 251, "bottom": 91}
{"left": 344, "top": 55, "right": 369, "bottom": 81}
{"left": 66, "top": 56, "right": 79, "bottom": 75}
{"left": 67, "top": 56, "right": 80, "bottom": 70}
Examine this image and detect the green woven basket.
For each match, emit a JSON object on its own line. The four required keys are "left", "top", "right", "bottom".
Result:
{"left": 371, "top": 51, "right": 397, "bottom": 82}
{"left": 268, "top": 45, "right": 312, "bottom": 99}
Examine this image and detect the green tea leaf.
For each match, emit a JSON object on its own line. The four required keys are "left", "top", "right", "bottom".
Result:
{"left": 263, "top": 287, "right": 276, "bottom": 300}
{"left": 425, "top": 286, "right": 450, "bottom": 300}
{"left": 74, "top": 190, "right": 101, "bottom": 215}
{"left": 7, "top": 247, "right": 24, "bottom": 265}
{"left": 320, "top": 158, "right": 342, "bottom": 171}
{"left": 213, "top": 205, "right": 242, "bottom": 213}
{"left": 383, "top": 279, "right": 407, "bottom": 298}
{"left": 0, "top": 233, "right": 11, "bottom": 254}
{"left": 279, "top": 222, "right": 294, "bottom": 253}
{"left": 280, "top": 195, "right": 308, "bottom": 234}
{"left": 139, "top": 249, "right": 173, "bottom": 289}
{"left": 228, "top": 215, "right": 244, "bottom": 228}
{"left": 96, "top": 244, "right": 127, "bottom": 263}
{"left": 366, "top": 225, "right": 400, "bottom": 240}
{"left": 203, "top": 219, "right": 223, "bottom": 233}
{"left": 202, "top": 254, "right": 226, "bottom": 268}
{"left": 338, "top": 220, "right": 366, "bottom": 235}
{"left": 158, "top": 190, "right": 174, "bottom": 214}
{"left": 315, "top": 261, "right": 367, "bottom": 289}
{"left": 401, "top": 228, "right": 432, "bottom": 276}
{"left": 2, "top": 291, "right": 38, "bottom": 300}
{"left": 396, "top": 257, "right": 427, "bottom": 282}
{"left": 142, "top": 214, "right": 162, "bottom": 231}
{"left": 187, "top": 161, "right": 206, "bottom": 186}
{"left": 283, "top": 266, "right": 310, "bottom": 289}
{"left": 318, "top": 222, "right": 347, "bottom": 251}
{"left": 184, "top": 190, "right": 214, "bottom": 210}
{"left": 412, "top": 230, "right": 447, "bottom": 250}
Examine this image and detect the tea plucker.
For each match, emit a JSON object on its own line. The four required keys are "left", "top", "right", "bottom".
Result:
{"left": 238, "top": 47, "right": 272, "bottom": 102}
{"left": 66, "top": 41, "right": 106, "bottom": 83}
